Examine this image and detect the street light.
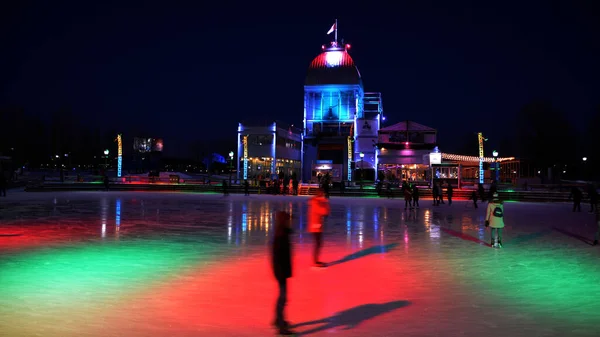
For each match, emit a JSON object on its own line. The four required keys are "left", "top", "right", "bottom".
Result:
{"left": 104, "top": 149, "right": 109, "bottom": 168}
{"left": 583, "top": 157, "right": 587, "bottom": 162}
{"left": 492, "top": 150, "right": 499, "bottom": 182}
{"left": 359, "top": 152, "right": 365, "bottom": 189}
{"left": 229, "top": 151, "right": 234, "bottom": 185}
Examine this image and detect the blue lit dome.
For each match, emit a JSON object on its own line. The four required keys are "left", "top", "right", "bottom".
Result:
{"left": 305, "top": 43, "right": 362, "bottom": 86}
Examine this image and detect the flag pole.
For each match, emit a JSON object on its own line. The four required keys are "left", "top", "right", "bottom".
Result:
{"left": 334, "top": 19, "right": 338, "bottom": 44}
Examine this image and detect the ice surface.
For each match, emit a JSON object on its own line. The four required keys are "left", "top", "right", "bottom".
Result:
{"left": 1, "top": 190, "right": 599, "bottom": 337}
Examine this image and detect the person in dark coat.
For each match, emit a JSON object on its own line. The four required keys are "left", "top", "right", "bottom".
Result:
{"left": 103, "top": 174, "right": 110, "bottom": 191}
{"left": 569, "top": 186, "right": 582, "bottom": 212}
{"left": 412, "top": 185, "right": 420, "bottom": 208}
{"left": 244, "top": 180, "right": 250, "bottom": 196}
{"left": 0, "top": 171, "right": 7, "bottom": 197}
{"left": 593, "top": 202, "right": 600, "bottom": 246}
{"left": 432, "top": 181, "right": 439, "bottom": 206}
{"left": 446, "top": 181, "right": 453, "bottom": 205}
{"left": 222, "top": 180, "right": 229, "bottom": 196}
{"left": 488, "top": 180, "right": 498, "bottom": 202}
{"left": 403, "top": 184, "right": 412, "bottom": 210}
{"left": 478, "top": 183, "right": 486, "bottom": 203}
{"left": 272, "top": 211, "right": 295, "bottom": 335}
{"left": 292, "top": 178, "right": 299, "bottom": 195}
{"left": 587, "top": 184, "right": 598, "bottom": 213}
{"left": 470, "top": 191, "right": 479, "bottom": 208}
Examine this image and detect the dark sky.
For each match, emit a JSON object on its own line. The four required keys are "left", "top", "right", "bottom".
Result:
{"left": 1, "top": 1, "right": 598, "bottom": 157}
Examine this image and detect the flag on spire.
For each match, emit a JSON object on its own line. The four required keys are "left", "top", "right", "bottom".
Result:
{"left": 327, "top": 22, "right": 336, "bottom": 35}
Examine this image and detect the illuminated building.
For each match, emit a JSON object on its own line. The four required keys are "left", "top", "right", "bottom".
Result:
{"left": 235, "top": 22, "right": 521, "bottom": 187}
{"left": 302, "top": 38, "right": 382, "bottom": 183}
{"left": 236, "top": 121, "right": 302, "bottom": 181}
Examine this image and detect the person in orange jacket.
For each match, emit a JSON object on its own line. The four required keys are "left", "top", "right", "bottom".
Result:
{"left": 308, "top": 188, "right": 330, "bottom": 267}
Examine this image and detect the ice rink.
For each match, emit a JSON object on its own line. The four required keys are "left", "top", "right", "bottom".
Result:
{"left": 1, "top": 191, "right": 599, "bottom": 336}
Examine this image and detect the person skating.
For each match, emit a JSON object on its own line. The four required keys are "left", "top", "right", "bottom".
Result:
{"left": 271, "top": 211, "right": 296, "bottom": 335}
{"left": 470, "top": 191, "right": 478, "bottom": 208}
{"left": 437, "top": 182, "right": 445, "bottom": 204}
{"left": 308, "top": 189, "right": 330, "bottom": 267}
{"left": 446, "top": 181, "right": 453, "bottom": 205}
{"left": 412, "top": 185, "right": 420, "bottom": 208}
{"left": 103, "top": 174, "right": 110, "bottom": 191}
{"left": 0, "top": 170, "right": 7, "bottom": 197}
{"left": 222, "top": 180, "right": 229, "bottom": 196}
{"left": 292, "top": 178, "right": 299, "bottom": 196}
{"left": 244, "top": 180, "right": 250, "bottom": 196}
{"left": 478, "top": 183, "right": 486, "bottom": 203}
{"left": 587, "top": 184, "right": 598, "bottom": 213}
{"left": 568, "top": 186, "right": 582, "bottom": 212}
{"left": 485, "top": 192, "right": 505, "bottom": 248}
{"left": 488, "top": 180, "right": 497, "bottom": 202}
{"left": 403, "top": 183, "right": 412, "bottom": 210}
{"left": 593, "top": 202, "right": 600, "bottom": 246}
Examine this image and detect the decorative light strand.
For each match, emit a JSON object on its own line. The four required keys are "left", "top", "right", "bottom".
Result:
{"left": 441, "top": 153, "right": 515, "bottom": 163}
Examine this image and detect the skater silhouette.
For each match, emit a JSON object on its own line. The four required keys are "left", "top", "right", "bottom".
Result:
{"left": 326, "top": 243, "right": 398, "bottom": 267}
{"left": 272, "top": 211, "right": 295, "bottom": 335}
{"left": 292, "top": 300, "right": 410, "bottom": 335}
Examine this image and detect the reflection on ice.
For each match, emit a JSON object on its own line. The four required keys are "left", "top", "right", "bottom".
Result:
{"left": 423, "top": 209, "right": 431, "bottom": 226}
{"left": 1, "top": 193, "right": 527, "bottom": 250}
{"left": 101, "top": 197, "right": 108, "bottom": 238}
{"left": 115, "top": 199, "right": 121, "bottom": 238}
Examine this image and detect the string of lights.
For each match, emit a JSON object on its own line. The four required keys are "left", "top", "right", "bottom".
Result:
{"left": 441, "top": 153, "right": 515, "bottom": 163}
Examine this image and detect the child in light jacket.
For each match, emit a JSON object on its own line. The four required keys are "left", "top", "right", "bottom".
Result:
{"left": 486, "top": 193, "right": 505, "bottom": 248}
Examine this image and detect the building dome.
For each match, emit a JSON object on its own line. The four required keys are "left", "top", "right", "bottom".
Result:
{"left": 305, "top": 44, "right": 362, "bottom": 86}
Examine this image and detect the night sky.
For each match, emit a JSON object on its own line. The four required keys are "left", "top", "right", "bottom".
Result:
{"left": 1, "top": 1, "right": 598, "bottom": 158}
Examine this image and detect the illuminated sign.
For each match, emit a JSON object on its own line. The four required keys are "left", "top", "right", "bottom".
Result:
{"left": 116, "top": 134, "right": 123, "bottom": 178}
{"left": 243, "top": 135, "right": 248, "bottom": 180}
{"left": 429, "top": 152, "right": 441, "bottom": 165}
{"left": 316, "top": 160, "right": 333, "bottom": 164}
{"left": 315, "top": 164, "right": 333, "bottom": 170}
{"left": 347, "top": 136, "right": 352, "bottom": 181}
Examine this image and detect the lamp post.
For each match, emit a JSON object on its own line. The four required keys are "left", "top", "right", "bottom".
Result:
{"left": 359, "top": 152, "right": 365, "bottom": 189}
{"left": 229, "top": 151, "right": 234, "bottom": 185}
{"left": 492, "top": 150, "right": 499, "bottom": 183}
{"left": 104, "top": 149, "right": 109, "bottom": 168}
